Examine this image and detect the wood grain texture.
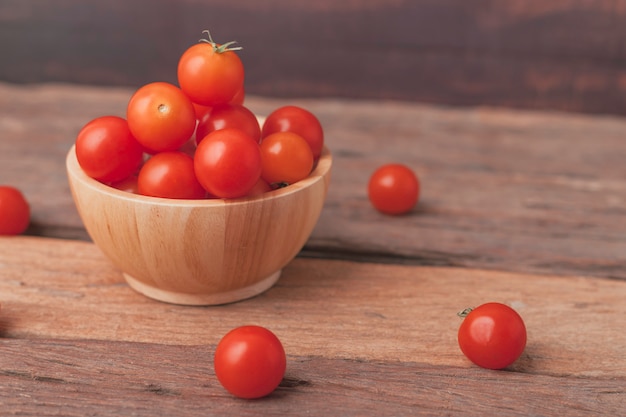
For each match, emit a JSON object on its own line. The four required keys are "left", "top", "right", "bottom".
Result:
{"left": 1, "top": 1, "right": 626, "bottom": 114}
{"left": 0, "top": 339, "right": 623, "bottom": 417}
{"left": 0, "top": 236, "right": 624, "bottom": 415}
{"left": 0, "top": 236, "right": 625, "bottom": 381}
{"left": 2, "top": 83, "right": 626, "bottom": 280}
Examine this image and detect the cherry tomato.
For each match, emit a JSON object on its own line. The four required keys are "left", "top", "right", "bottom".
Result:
{"left": 194, "top": 128, "right": 262, "bottom": 199}
{"left": 368, "top": 164, "right": 419, "bottom": 215}
{"left": 126, "top": 82, "right": 196, "bottom": 153}
{"left": 261, "top": 105, "right": 324, "bottom": 160}
{"left": 0, "top": 186, "right": 30, "bottom": 235}
{"left": 457, "top": 302, "right": 527, "bottom": 370}
{"left": 177, "top": 31, "right": 244, "bottom": 106}
{"left": 196, "top": 104, "right": 261, "bottom": 145}
{"left": 137, "top": 152, "right": 206, "bottom": 199}
{"left": 75, "top": 116, "right": 144, "bottom": 183}
{"left": 214, "top": 325, "right": 286, "bottom": 399}
{"left": 260, "top": 132, "right": 314, "bottom": 185}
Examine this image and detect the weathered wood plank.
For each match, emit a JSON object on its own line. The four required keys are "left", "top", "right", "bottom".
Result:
{"left": 312, "top": 99, "right": 626, "bottom": 280}
{"left": 0, "top": 236, "right": 624, "bottom": 380}
{"left": 0, "top": 338, "right": 623, "bottom": 417}
{"left": 2, "top": 83, "right": 626, "bottom": 279}
{"left": 1, "top": 0, "right": 626, "bottom": 114}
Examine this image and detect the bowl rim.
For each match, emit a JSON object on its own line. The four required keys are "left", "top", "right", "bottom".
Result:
{"left": 66, "top": 145, "right": 332, "bottom": 207}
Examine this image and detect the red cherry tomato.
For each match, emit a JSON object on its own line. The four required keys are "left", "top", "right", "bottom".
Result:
{"left": 194, "top": 128, "right": 262, "bottom": 199}
{"left": 261, "top": 105, "right": 324, "bottom": 160}
{"left": 177, "top": 31, "right": 244, "bottom": 106}
{"left": 75, "top": 116, "right": 144, "bottom": 183}
{"left": 367, "top": 164, "right": 419, "bottom": 215}
{"left": 457, "top": 302, "right": 527, "bottom": 370}
{"left": 214, "top": 325, "right": 286, "bottom": 399}
{"left": 260, "top": 132, "right": 314, "bottom": 185}
{"left": 126, "top": 82, "right": 196, "bottom": 153}
{"left": 137, "top": 152, "right": 206, "bottom": 199}
{"left": 0, "top": 186, "right": 30, "bottom": 235}
{"left": 196, "top": 104, "right": 261, "bottom": 145}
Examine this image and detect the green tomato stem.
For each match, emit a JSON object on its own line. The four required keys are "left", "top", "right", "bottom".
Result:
{"left": 199, "top": 29, "right": 243, "bottom": 53}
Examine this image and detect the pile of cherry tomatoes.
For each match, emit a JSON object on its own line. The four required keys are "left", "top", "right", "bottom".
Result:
{"left": 75, "top": 31, "right": 324, "bottom": 200}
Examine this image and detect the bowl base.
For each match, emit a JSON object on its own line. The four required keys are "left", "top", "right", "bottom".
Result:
{"left": 122, "top": 270, "right": 282, "bottom": 306}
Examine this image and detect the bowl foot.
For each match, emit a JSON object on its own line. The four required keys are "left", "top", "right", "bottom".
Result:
{"left": 122, "top": 270, "right": 282, "bottom": 306}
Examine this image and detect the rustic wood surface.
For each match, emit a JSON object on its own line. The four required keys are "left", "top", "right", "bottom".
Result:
{"left": 0, "top": 82, "right": 625, "bottom": 415}
{"left": 2, "top": 1, "right": 626, "bottom": 114}
{"left": 0, "top": 237, "right": 624, "bottom": 416}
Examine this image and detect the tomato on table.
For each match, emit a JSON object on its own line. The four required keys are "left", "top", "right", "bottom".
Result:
{"left": 457, "top": 302, "right": 527, "bottom": 370}
{"left": 137, "top": 152, "right": 205, "bottom": 199}
{"left": 261, "top": 105, "right": 324, "bottom": 160}
{"left": 214, "top": 325, "right": 286, "bottom": 399}
{"left": 0, "top": 186, "right": 30, "bottom": 235}
{"left": 126, "top": 82, "right": 196, "bottom": 153}
{"left": 177, "top": 30, "right": 244, "bottom": 107}
{"left": 368, "top": 163, "right": 419, "bottom": 215}
{"left": 75, "top": 116, "right": 144, "bottom": 184}
{"left": 194, "top": 128, "right": 262, "bottom": 199}
{"left": 260, "top": 132, "right": 314, "bottom": 186}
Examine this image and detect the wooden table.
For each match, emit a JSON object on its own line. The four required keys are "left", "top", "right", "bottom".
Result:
{"left": 0, "top": 82, "right": 624, "bottom": 416}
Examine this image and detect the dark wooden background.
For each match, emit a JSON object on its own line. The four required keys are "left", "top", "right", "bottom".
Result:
{"left": 1, "top": 0, "right": 626, "bottom": 115}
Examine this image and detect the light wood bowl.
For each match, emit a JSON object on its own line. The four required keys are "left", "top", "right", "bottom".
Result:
{"left": 66, "top": 145, "right": 332, "bottom": 305}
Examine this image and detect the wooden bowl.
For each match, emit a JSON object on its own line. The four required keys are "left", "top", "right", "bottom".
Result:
{"left": 66, "top": 145, "right": 332, "bottom": 305}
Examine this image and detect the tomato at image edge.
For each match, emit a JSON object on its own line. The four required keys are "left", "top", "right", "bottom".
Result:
{"left": 368, "top": 163, "right": 420, "bottom": 215}
{"left": 214, "top": 325, "right": 286, "bottom": 399}
{"left": 0, "top": 186, "right": 30, "bottom": 235}
{"left": 457, "top": 302, "right": 527, "bottom": 370}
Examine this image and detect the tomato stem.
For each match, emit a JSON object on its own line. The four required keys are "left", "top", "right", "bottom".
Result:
{"left": 457, "top": 307, "right": 474, "bottom": 318}
{"left": 271, "top": 182, "right": 290, "bottom": 190}
{"left": 199, "top": 29, "right": 243, "bottom": 53}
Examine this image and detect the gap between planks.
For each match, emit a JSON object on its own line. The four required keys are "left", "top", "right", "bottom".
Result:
{"left": 0, "top": 236, "right": 624, "bottom": 380}
{"left": 0, "top": 338, "right": 623, "bottom": 417}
